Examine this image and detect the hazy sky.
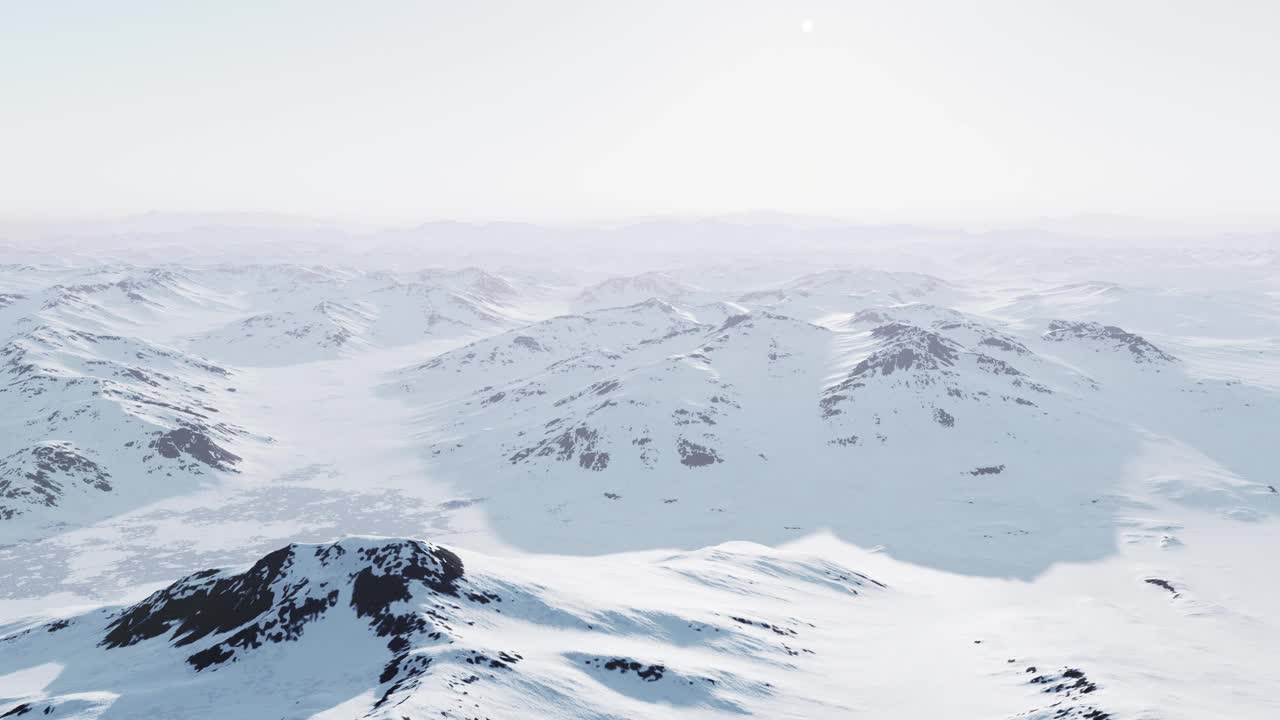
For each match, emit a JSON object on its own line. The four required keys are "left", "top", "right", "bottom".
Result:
{"left": 2, "top": 1, "right": 1277, "bottom": 222}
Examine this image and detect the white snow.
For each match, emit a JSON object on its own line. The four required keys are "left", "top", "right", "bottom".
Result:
{"left": 0, "top": 237, "right": 1278, "bottom": 718}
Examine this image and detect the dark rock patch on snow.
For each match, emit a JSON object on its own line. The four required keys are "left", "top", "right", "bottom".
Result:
{"left": 677, "top": 439, "right": 723, "bottom": 467}
{"left": 149, "top": 426, "right": 241, "bottom": 471}
{"left": 969, "top": 465, "right": 1005, "bottom": 476}
{"left": 1144, "top": 577, "right": 1179, "bottom": 597}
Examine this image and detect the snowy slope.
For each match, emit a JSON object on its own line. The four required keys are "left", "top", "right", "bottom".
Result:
{"left": 571, "top": 272, "right": 699, "bottom": 312}
{"left": 188, "top": 268, "right": 528, "bottom": 366}
{"left": 1, "top": 536, "right": 1113, "bottom": 720}
{"left": 728, "top": 267, "right": 973, "bottom": 328}
{"left": 0, "top": 322, "right": 252, "bottom": 534}
{"left": 189, "top": 300, "right": 378, "bottom": 365}
{"left": 6, "top": 531, "right": 1276, "bottom": 720}
{"left": 386, "top": 292, "right": 1280, "bottom": 575}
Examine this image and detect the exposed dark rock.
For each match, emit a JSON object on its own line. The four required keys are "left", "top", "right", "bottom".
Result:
{"left": 975, "top": 354, "right": 1024, "bottom": 377}
{"left": 969, "top": 464, "right": 1005, "bottom": 476}
{"left": 1044, "top": 320, "right": 1176, "bottom": 363}
{"left": 466, "top": 590, "right": 501, "bottom": 604}
{"left": 554, "top": 379, "right": 621, "bottom": 407}
{"left": 818, "top": 393, "right": 848, "bottom": 418}
{"left": 1144, "top": 578, "right": 1179, "bottom": 597}
{"left": 188, "top": 588, "right": 339, "bottom": 671}
{"left": 598, "top": 657, "right": 666, "bottom": 681}
{"left": 353, "top": 540, "right": 464, "bottom": 598}
{"left": 1014, "top": 662, "right": 1109, "bottom": 719}
{"left": 149, "top": 426, "right": 241, "bottom": 471}
{"left": 673, "top": 408, "right": 718, "bottom": 427}
{"left": 102, "top": 545, "right": 294, "bottom": 651}
{"left": 729, "top": 616, "right": 798, "bottom": 637}
{"left": 859, "top": 323, "right": 960, "bottom": 376}
{"left": 677, "top": 439, "right": 722, "bottom": 467}
{"left": 0, "top": 443, "right": 112, "bottom": 517}
{"left": 579, "top": 451, "right": 610, "bottom": 470}
{"left": 510, "top": 335, "right": 544, "bottom": 351}
{"left": 978, "top": 335, "right": 1030, "bottom": 354}
{"left": 821, "top": 322, "right": 1011, "bottom": 417}
{"left": 101, "top": 539, "right": 466, "bottom": 673}
{"left": 510, "top": 424, "right": 604, "bottom": 469}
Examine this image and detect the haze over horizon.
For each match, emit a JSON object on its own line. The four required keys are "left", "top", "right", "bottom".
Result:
{"left": 4, "top": 0, "right": 1278, "bottom": 222}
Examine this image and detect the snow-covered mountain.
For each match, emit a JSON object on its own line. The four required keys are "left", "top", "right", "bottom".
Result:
{"left": 188, "top": 268, "right": 530, "bottom": 366}
{"left": 190, "top": 300, "right": 378, "bottom": 365}
{"left": 0, "top": 322, "right": 250, "bottom": 534}
{"left": 0, "top": 262, "right": 564, "bottom": 536}
{"left": 1, "top": 254, "right": 1279, "bottom": 719}
{"left": 572, "top": 272, "right": 699, "bottom": 311}
{"left": 783, "top": 267, "right": 954, "bottom": 299}
{"left": 3, "top": 536, "right": 1142, "bottom": 720}
{"left": 385, "top": 290, "right": 1279, "bottom": 576}
{"left": 0, "top": 538, "right": 865, "bottom": 717}
{"left": 726, "top": 267, "right": 971, "bottom": 327}
{"left": 1042, "top": 319, "right": 1178, "bottom": 365}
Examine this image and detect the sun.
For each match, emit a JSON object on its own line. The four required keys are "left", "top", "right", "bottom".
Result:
{"left": 801, "top": 19, "right": 814, "bottom": 33}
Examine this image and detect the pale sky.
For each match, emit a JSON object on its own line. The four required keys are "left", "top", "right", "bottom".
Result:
{"left": 2, "top": 0, "right": 1277, "bottom": 222}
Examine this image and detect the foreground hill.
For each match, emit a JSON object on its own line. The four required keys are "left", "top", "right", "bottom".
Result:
{"left": 0, "top": 536, "right": 1141, "bottom": 720}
